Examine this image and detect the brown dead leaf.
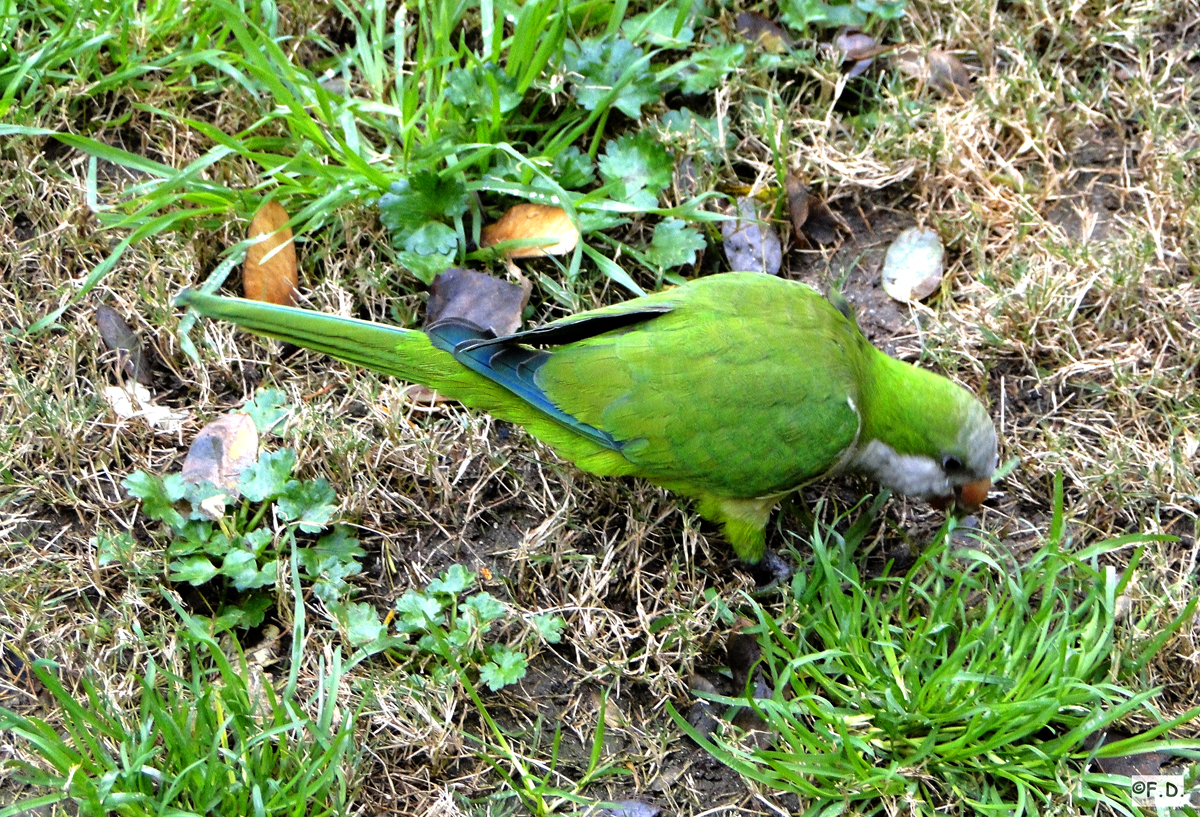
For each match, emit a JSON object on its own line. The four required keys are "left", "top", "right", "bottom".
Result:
{"left": 895, "top": 48, "right": 971, "bottom": 97}
{"left": 182, "top": 413, "right": 259, "bottom": 520}
{"left": 835, "top": 28, "right": 881, "bottom": 77}
{"left": 426, "top": 268, "right": 531, "bottom": 336}
{"left": 721, "top": 197, "right": 782, "bottom": 274}
{"left": 480, "top": 204, "right": 579, "bottom": 259}
{"left": 726, "top": 630, "right": 761, "bottom": 695}
{"left": 802, "top": 195, "right": 849, "bottom": 246}
{"left": 397, "top": 384, "right": 448, "bottom": 407}
{"left": 784, "top": 173, "right": 810, "bottom": 247}
{"left": 735, "top": 11, "right": 793, "bottom": 54}
{"left": 244, "top": 201, "right": 298, "bottom": 305}
{"left": 95, "top": 304, "right": 152, "bottom": 386}
{"left": 928, "top": 48, "right": 972, "bottom": 96}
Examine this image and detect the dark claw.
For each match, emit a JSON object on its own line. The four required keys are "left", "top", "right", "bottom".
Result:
{"left": 748, "top": 548, "right": 792, "bottom": 590}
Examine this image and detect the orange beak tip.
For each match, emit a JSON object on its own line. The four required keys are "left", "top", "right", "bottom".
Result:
{"left": 957, "top": 479, "right": 992, "bottom": 511}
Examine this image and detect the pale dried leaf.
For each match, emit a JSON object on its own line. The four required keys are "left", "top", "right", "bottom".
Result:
{"left": 596, "top": 801, "right": 661, "bottom": 817}
{"left": 835, "top": 29, "right": 880, "bottom": 62}
{"left": 480, "top": 204, "right": 579, "bottom": 258}
{"left": 721, "top": 197, "right": 782, "bottom": 274}
{"left": 882, "top": 227, "right": 945, "bottom": 303}
{"left": 928, "top": 48, "right": 972, "bottom": 96}
{"left": 181, "top": 412, "right": 259, "bottom": 497}
{"left": 426, "top": 268, "right": 531, "bottom": 336}
{"left": 244, "top": 201, "right": 298, "bottom": 305}
{"left": 103, "top": 383, "right": 187, "bottom": 433}
{"left": 95, "top": 304, "right": 151, "bottom": 385}
{"left": 398, "top": 384, "right": 448, "bottom": 406}
{"left": 835, "top": 28, "right": 878, "bottom": 77}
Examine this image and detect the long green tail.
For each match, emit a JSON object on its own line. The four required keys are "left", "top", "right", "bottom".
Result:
{"left": 178, "top": 290, "right": 633, "bottom": 475}
{"left": 179, "top": 290, "right": 473, "bottom": 388}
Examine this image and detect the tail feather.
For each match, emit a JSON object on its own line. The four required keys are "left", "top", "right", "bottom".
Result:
{"left": 178, "top": 290, "right": 634, "bottom": 476}
{"left": 179, "top": 290, "right": 463, "bottom": 387}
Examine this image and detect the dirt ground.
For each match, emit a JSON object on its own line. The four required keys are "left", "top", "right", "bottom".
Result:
{"left": 3, "top": 0, "right": 1200, "bottom": 814}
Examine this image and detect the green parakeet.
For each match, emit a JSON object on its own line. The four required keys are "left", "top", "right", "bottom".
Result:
{"left": 179, "top": 273, "right": 996, "bottom": 565}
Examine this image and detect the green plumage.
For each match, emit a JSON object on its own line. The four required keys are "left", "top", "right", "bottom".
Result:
{"left": 179, "top": 273, "right": 996, "bottom": 565}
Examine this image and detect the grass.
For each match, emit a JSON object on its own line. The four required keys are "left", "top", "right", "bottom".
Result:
{"left": 677, "top": 488, "right": 1200, "bottom": 814}
{"left": 1, "top": 0, "right": 1199, "bottom": 813}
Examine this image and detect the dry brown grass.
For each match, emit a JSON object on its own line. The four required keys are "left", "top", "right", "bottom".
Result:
{"left": 2, "top": 0, "right": 1199, "bottom": 813}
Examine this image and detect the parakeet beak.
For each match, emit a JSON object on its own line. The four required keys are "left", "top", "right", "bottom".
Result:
{"left": 929, "top": 478, "right": 991, "bottom": 514}
{"left": 956, "top": 478, "right": 991, "bottom": 511}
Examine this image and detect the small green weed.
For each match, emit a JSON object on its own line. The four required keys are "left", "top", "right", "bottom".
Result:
{"left": 122, "top": 391, "right": 366, "bottom": 630}
{"left": 356, "top": 564, "right": 566, "bottom": 692}
{"left": 673, "top": 483, "right": 1200, "bottom": 813}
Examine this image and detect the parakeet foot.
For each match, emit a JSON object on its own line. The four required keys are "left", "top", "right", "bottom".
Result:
{"left": 748, "top": 549, "right": 792, "bottom": 591}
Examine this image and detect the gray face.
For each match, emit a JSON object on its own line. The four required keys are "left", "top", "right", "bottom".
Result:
{"left": 848, "top": 410, "right": 997, "bottom": 504}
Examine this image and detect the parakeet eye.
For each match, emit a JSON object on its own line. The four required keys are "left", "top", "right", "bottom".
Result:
{"left": 942, "top": 455, "right": 964, "bottom": 474}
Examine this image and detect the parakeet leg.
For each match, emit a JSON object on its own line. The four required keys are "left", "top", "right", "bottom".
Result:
{"left": 695, "top": 494, "right": 792, "bottom": 586}
{"left": 696, "top": 495, "right": 776, "bottom": 564}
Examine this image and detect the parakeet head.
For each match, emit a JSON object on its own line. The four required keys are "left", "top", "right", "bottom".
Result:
{"left": 850, "top": 353, "right": 998, "bottom": 513}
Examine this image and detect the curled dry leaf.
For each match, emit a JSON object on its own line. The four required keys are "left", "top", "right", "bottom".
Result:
{"left": 95, "top": 304, "right": 152, "bottom": 386}
{"left": 721, "top": 197, "right": 782, "bottom": 274}
{"left": 426, "top": 267, "right": 532, "bottom": 336}
{"left": 928, "top": 48, "right": 972, "bottom": 96}
{"left": 895, "top": 48, "right": 971, "bottom": 97}
{"left": 244, "top": 201, "right": 298, "bottom": 305}
{"left": 103, "top": 383, "right": 187, "bottom": 433}
{"left": 480, "top": 204, "right": 579, "bottom": 259}
{"left": 835, "top": 28, "right": 880, "bottom": 78}
{"left": 803, "top": 195, "right": 850, "bottom": 246}
{"left": 735, "top": 11, "right": 793, "bottom": 54}
{"left": 183, "top": 412, "right": 259, "bottom": 491}
{"left": 182, "top": 412, "right": 259, "bottom": 520}
{"left": 784, "top": 172, "right": 810, "bottom": 246}
{"left": 595, "top": 801, "right": 662, "bottom": 817}
{"left": 881, "top": 227, "right": 944, "bottom": 303}
{"left": 396, "top": 383, "right": 448, "bottom": 408}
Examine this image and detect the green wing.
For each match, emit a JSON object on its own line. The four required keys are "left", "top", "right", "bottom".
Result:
{"left": 536, "top": 273, "right": 863, "bottom": 499}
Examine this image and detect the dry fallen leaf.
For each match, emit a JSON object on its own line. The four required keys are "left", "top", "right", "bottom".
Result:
{"left": 480, "top": 204, "right": 579, "bottom": 259}
{"left": 895, "top": 48, "right": 971, "bottom": 97}
{"left": 835, "top": 28, "right": 880, "bottom": 77}
{"left": 425, "top": 267, "right": 532, "bottom": 336}
{"left": 396, "top": 384, "right": 448, "bottom": 407}
{"left": 103, "top": 383, "right": 187, "bottom": 433}
{"left": 735, "top": 11, "right": 793, "bottom": 54}
{"left": 721, "top": 197, "right": 782, "bottom": 274}
{"left": 95, "top": 304, "right": 152, "bottom": 386}
{"left": 784, "top": 173, "right": 810, "bottom": 247}
{"left": 881, "top": 227, "right": 945, "bottom": 303}
{"left": 181, "top": 412, "right": 260, "bottom": 520}
{"left": 803, "top": 195, "right": 849, "bottom": 246}
{"left": 595, "top": 801, "right": 662, "bottom": 817}
{"left": 928, "top": 48, "right": 972, "bottom": 96}
{"left": 244, "top": 200, "right": 298, "bottom": 305}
